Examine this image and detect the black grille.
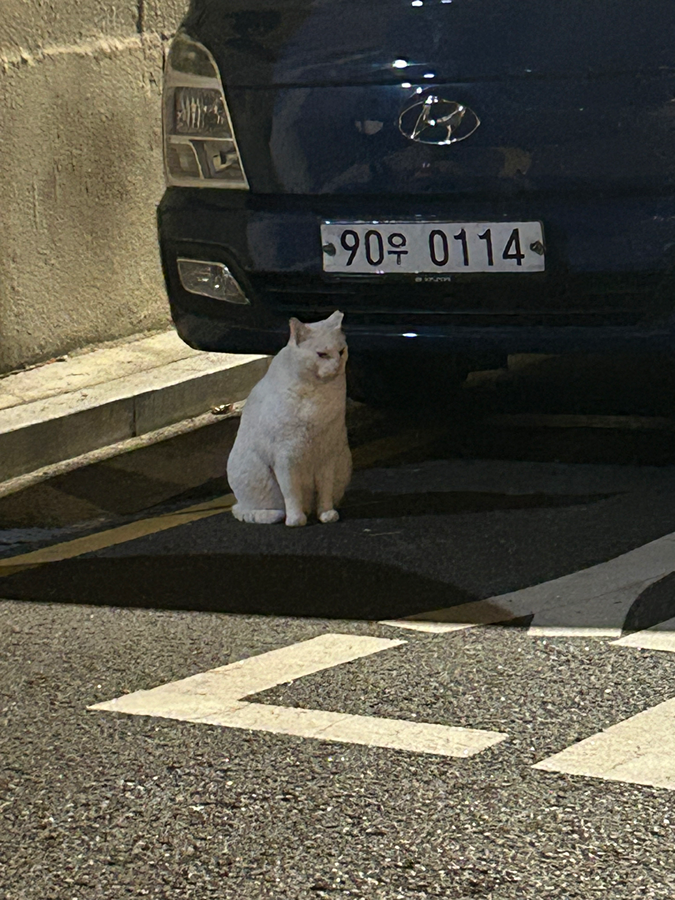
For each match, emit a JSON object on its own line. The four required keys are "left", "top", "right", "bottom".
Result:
{"left": 247, "top": 272, "right": 673, "bottom": 329}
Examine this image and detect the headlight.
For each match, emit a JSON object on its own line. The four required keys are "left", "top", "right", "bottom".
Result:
{"left": 163, "top": 33, "right": 249, "bottom": 189}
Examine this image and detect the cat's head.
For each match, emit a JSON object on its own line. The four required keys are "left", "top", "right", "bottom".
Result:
{"left": 287, "top": 310, "right": 348, "bottom": 381}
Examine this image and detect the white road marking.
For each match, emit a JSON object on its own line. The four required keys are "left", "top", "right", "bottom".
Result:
{"left": 382, "top": 531, "right": 675, "bottom": 637}
{"left": 89, "top": 633, "right": 507, "bottom": 758}
{"left": 527, "top": 625, "right": 625, "bottom": 638}
{"left": 380, "top": 600, "right": 514, "bottom": 634}
{"left": 92, "top": 633, "right": 400, "bottom": 714}
{"left": 533, "top": 698, "right": 675, "bottom": 790}
{"left": 612, "top": 617, "right": 675, "bottom": 653}
{"left": 524, "top": 582, "right": 646, "bottom": 638}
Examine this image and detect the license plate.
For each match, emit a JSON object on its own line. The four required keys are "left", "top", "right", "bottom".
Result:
{"left": 321, "top": 221, "right": 545, "bottom": 274}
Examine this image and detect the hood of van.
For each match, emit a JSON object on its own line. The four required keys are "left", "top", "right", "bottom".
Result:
{"left": 185, "top": 0, "right": 675, "bottom": 87}
{"left": 180, "top": 0, "right": 675, "bottom": 195}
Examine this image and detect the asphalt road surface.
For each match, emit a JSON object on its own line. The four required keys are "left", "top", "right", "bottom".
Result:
{"left": 2, "top": 352, "right": 675, "bottom": 900}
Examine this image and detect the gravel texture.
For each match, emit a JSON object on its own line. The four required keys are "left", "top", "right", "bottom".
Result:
{"left": 2, "top": 600, "right": 675, "bottom": 900}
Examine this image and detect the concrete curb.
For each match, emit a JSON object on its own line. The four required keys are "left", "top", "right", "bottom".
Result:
{"left": 0, "top": 352, "right": 269, "bottom": 483}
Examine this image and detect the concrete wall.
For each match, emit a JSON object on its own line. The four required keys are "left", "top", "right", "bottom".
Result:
{"left": 0, "top": 1, "right": 189, "bottom": 374}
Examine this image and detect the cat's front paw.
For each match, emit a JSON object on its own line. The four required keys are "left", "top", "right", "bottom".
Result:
{"left": 285, "top": 512, "right": 307, "bottom": 527}
{"left": 319, "top": 509, "right": 340, "bottom": 524}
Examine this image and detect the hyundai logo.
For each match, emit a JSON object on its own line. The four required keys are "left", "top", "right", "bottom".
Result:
{"left": 398, "top": 95, "right": 480, "bottom": 145}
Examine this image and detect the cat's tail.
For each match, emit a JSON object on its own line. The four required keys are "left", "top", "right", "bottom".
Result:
{"left": 232, "top": 504, "right": 285, "bottom": 525}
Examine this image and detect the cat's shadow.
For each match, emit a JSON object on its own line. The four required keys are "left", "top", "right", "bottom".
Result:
{"left": 0, "top": 553, "right": 475, "bottom": 621}
{"left": 2, "top": 550, "right": 671, "bottom": 630}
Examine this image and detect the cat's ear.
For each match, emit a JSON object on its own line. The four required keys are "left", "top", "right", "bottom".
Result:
{"left": 325, "top": 310, "right": 344, "bottom": 330}
{"left": 289, "top": 317, "right": 311, "bottom": 345}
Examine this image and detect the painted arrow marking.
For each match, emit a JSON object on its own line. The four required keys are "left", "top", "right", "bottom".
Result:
{"left": 89, "top": 633, "right": 507, "bottom": 758}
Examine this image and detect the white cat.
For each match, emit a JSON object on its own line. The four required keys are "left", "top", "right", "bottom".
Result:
{"left": 227, "top": 310, "right": 352, "bottom": 527}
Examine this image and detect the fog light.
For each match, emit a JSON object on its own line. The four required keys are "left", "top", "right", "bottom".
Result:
{"left": 177, "top": 258, "right": 249, "bottom": 305}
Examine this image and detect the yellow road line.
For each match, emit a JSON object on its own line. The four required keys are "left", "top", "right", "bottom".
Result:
{"left": 0, "top": 426, "right": 440, "bottom": 575}
{"left": 0, "top": 494, "right": 235, "bottom": 576}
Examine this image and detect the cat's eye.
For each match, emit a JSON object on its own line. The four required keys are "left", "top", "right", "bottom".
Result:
{"left": 317, "top": 351, "right": 329, "bottom": 358}
{"left": 339, "top": 348, "right": 345, "bottom": 355}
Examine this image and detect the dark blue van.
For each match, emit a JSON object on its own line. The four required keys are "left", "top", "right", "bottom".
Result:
{"left": 157, "top": 0, "right": 675, "bottom": 403}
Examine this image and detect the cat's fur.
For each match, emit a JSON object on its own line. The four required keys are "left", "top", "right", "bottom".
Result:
{"left": 227, "top": 310, "right": 352, "bottom": 527}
